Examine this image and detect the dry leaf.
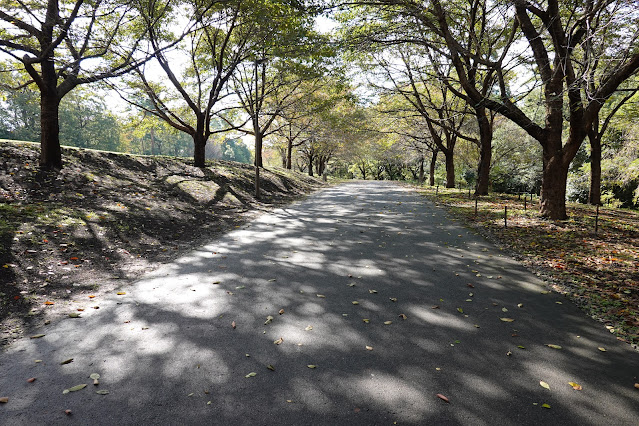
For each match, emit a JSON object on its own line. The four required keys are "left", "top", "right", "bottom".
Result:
{"left": 352, "top": 301, "right": 359, "bottom": 305}
{"left": 399, "top": 314, "right": 407, "bottom": 320}
{"left": 362, "top": 319, "right": 370, "bottom": 323}
{"left": 60, "top": 358, "right": 74, "bottom": 365}
{"left": 431, "top": 305, "right": 440, "bottom": 309}
{"left": 30, "top": 334, "right": 45, "bottom": 339}
{"left": 245, "top": 372, "right": 257, "bottom": 378}
{"left": 365, "top": 346, "right": 373, "bottom": 351}
{"left": 383, "top": 321, "right": 392, "bottom": 325}
{"left": 500, "top": 318, "right": 515, "bottom": 322}
{"left": 598, "top": 347, "right": 606, "bottom": 352}
{"left": 502, "top": 308, "right": 509, "bottom": 312}
{"left": 0, "top": 397, "right": 7, "bottom": 403}
{"left": 278, "top": 309, "right": 285, "bottom": 315}
{"left": 274, "top": 337, "right": 283, "bottom": 345}
{"left": 568, "top": 382, "right": 582, "bottom": 390}
{"left": 307, "top": 365, "right": 317, "bottom": 369}
{"left": 539, "top": 381, "right": 550, "bottom": 390}
{"left": 27, "top": 378, "right": 36, "bottom": 383}
{"left": 231, "top": 321, "right": 236, "bottom": 329}
{"left": 68, "top": 313, "right": 81, "bottom": 318}
{"left": 389, "top": 297, "right": 397, "bottom": 302}
{"left": 368, "top": 289, "right": 377, "bottom": 294}
{"left": 634, "top": 383, "right": 639, "bottom": 390}
{"left": 64, "top": 409, "right": 72, "bottom": 415}
{"left": 546, "top": 344, "right": 562, "bottom": 349}
{"left": 305, "top": 325, "right": 313, "bottom": 331}
{"left": 116, "top": 292, "right": 126, "bottom": 295}
{"left": 264, "top": 315, "right": 273, "bottom": 325}
{"left": 44, "top": 301, "right": 54, "bottom": 305}
{"left": 267, "top": 365, "right": 275, "bottom": 371}
{"left": 316, "top": 294, "right": 326, "bottom": 298}
{"left": 436, "top": 394, "right": 450, "bottom": 403}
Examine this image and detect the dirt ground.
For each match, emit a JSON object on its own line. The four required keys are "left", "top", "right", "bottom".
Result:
{"left": 0, "top": 141, "right": 324, "bottom": 346}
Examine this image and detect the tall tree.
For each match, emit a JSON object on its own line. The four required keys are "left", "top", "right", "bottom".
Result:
{"left": 0, "top": 0, "right": 158, "bottom": 169}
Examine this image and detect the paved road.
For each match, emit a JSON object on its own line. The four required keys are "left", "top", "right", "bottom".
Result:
{"left": 1, "top": 181, "right": 638, "bottom": 425}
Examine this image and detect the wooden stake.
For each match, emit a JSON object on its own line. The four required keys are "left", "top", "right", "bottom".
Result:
{"left": 504, "top": 206, "right": 508, "bottom": 228}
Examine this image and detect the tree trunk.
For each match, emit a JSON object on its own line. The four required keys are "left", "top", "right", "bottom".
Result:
{"left": 444, "top": 151, "right": 455, "bottom": 188}
{"left": 193, "top": 133, "right": 207, "bottom": 168}
{"left": 418, "top": 156, "right": 424, "bottom": 184}
{"left": 429, "top": 150, "right": 438, "bottom": 186}
{"left": 475, "top": 106, "right": 492, "bottom": 195}
{"left": 307, "top": 156, "right": 314, "bottom": 176}
{"left": 254, "top": 124, "right": 263, "bottom": 167}
{"left": 588, "top": 121, "right": 602, "bottom": 205}
{"left": 539, "top": 149, "right": 569, "bottom": 220}
{"left": 286, "top": 140, "right": 293, "bottom": 169}
{"left": 39, "top": 88, "right": 62, "bottom": 169}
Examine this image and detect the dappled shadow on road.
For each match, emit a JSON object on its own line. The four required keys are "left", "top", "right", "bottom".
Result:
{"left": 1, "top": 182, "right": 638, "bottom": 425}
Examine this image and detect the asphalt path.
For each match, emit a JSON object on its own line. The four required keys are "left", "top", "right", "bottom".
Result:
{"left": 1, "top": 181, "right": 638, "bottom": 425}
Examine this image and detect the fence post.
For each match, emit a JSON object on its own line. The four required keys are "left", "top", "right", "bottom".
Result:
{"left": 436, "top": 185, "right": 439, "bottom": 195}
{"left": 524, "top": 196, "right": 527, "bottom": 211}
{"left": 504, "top": 205, "right": 508, "bottom": 228}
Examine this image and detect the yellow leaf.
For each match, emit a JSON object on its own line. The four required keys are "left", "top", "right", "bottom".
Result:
{"left": 568, "top": 382, "right": 582, "bottom": 390}
{"left": 116, "top": 292, "right": 126, "bottom": 295}
{"left": 273, "top": 337, "right": 283, "bottom": 345}
{"left": 365, "top": 346, "right": 373, "bottom": 351}
{"left": 307, "top": 365, "right": 317, "bottom": 369}
{"left": 383, "top": 321, "right": 392, "bottom": 325}
{"left": 540, "top": 381, "right": 550, "bottom": 390}
{"left": 500, "top": 318, "right": 515, "bottom": 322}
{"left": 546, "top": 344, "right": 562, "bottom": 349}
{"left": 352, "top": 301, "right": 359, "bottom": 305}
{"left": 598, "top": 347, "right": 606, "bottom": 352}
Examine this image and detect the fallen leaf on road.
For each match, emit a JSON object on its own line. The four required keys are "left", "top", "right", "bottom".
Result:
{"left": 500, "top": 318, "right": 515, "bottom": 322}
{"left": 369, "top": 289, "right": 377, "bottom": 294}
{"left": 316, "top": 294, "right": 326, "bottom": 298}
{"left": 60, "top": 359, "right": 74, "bottom": 365}
{"left": 278, "top": 309, "right": 285, "bottom": 315}
{"left": 436, "top": 394, "right": 450, "bottom": 403}
{"left": 27, "top": 378, "right": 36, "bottom": 383}
{"left": 457, "top": 308, "right": 464, "bottom": 314}
{"left": 305, "top": 325, "right": 313, "bottom": 331}
{"left": 307, "top": 365, "right": 317, "bottom": 369}
{"left": 399, "top": 314, "right": 407, "bottom": 320}
{"left": 68, "top": 313, "right": 81, "bottom": 318}
{"left": 540, "top": 381, "right": 550, "bottom": 390}
{"left": 116, "top": 292, "right": 126, "bottom": 295}
{"left": 541, "top": 403, "right": 551, "bottom": 409}
{"left": 568, "top": 382, "right": 582, "bottom": 390}
{"left": 634, "top": 383, "right": 639, "bottom": 390}
{"left": 231, "top": 321, "right": 236, "bottom": 329}
{"left": 502, "top": 307, "right": 508, "bottom": 312}
{"left": 432, "top": 305, "right": 440, "bottom": 309}
{"left": 264, "top": 316, "right": 273, "bottom": 325}
{"left": 44, "top": 301, "right": 55, "bottom": 305}
{"left": 274, "top": 337, "right": 283, "bottom": 345}
{"left": 384, "top": 321, "right": 392, "bottom": 325}
{"left": 96, "top": 390, "right": 109, "bottom": 395}
{"left": 598, "top": 347, "right": 606, "bottom": 352}
{"left": 245, "top": 372, "right": 257, "bottom": 378}
{"left": 362, "top": 319, "right": 370, "bottom": 323}
{"left": 546, "top": 344, "right": 562, "bottom": 349}
{"left": 389, "top": 297, "right": 397, "bottom": 302}
{"left": 63, "top": 384, "right": 87, "bottom": 394}
{"left": 90, "top": 373, "right": 100, "bottom": 385}
{"left": 64, "top": 409, "right": 72, "bottom": 415}
{"left": 88, "top": 295, "right": 96, "bottom": 299}
{"left": 267, "top": 365, "right": 275, "bottom": 371}
{"left": 517, "top": 303, "right": 524, "bottom": 308}
{"left": 30, "top": 334, "right": 45, "bottom": 339}
{"left": 366, "top": 346, "right": 373, "bottom": 351}
{"left": 352, "top": 301, "right": 359, "bottom": 305}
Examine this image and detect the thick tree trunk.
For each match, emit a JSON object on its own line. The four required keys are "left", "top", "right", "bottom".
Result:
{"left": 444, "top": 151, "right": 455, "bottom": 188}
{"left": 193, "top": 132, "right": 206, "bottom": 168}
{"left": 429, "top": 150, "right": 438, "bottom": 186}
{"left": 39, "top": 89, "right": 62, "bottom": 169}
{"left": 475, "top": 106, "right": 492, "bottom": 195}
{"left": 539, "top": 149, "right": 569, "bottom": 220}
{"left": 588, "top": 124, "right": 602, "bottom": 205}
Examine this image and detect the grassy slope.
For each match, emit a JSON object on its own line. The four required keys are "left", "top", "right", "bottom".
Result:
{"left": 0, "top": 140, "right": 324, "bottom": 345}
{"left": 419, "top": 187, "right": 639, "bottom": 348}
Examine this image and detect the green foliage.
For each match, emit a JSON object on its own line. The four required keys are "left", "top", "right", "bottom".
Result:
{"left": 220, "top": 139, "right": 252, "bottom": 164}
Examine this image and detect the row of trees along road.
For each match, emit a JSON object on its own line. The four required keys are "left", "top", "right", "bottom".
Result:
{"left": 338, "top": 0, "right": 639, "bottom": 219}
{"left": 1, "top": 1, "right": 639, "bottom": 220}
